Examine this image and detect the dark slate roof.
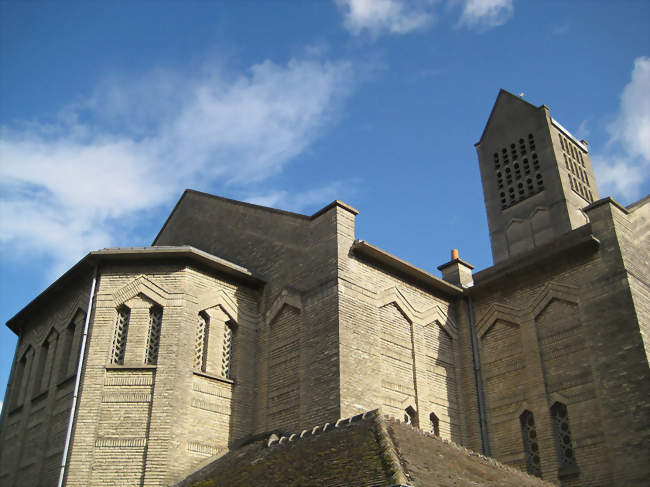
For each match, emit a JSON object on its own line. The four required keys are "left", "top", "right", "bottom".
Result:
{"left": 173, "top": 409, "right": 554, "bottom": 487}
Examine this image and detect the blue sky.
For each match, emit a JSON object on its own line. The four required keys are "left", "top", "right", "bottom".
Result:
{"left": 1, "top": 0, "right": 648, "bottom": 403}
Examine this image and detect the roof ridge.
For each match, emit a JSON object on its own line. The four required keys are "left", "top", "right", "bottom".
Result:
{"left": 383, "top": 415, "right": 554, "bottom": 485}
{"left": 266, "top": 409, "right": 409, "bottom": 485}
{"left": 266, "top": 409, "right": 380, "bottom": 447}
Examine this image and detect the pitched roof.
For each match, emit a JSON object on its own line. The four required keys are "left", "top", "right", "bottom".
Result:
{"left": 475, "top": 88, "right": 545, "bottom": 147}
{"left": 153, "top": 188, "right": 358, "bottom": 245}
{"left": 173, "top": 409, "right": 554, "bottom": 487}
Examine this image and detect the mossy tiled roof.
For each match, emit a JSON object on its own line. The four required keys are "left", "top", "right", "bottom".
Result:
{"left": 174, "top": 410, "right": 554, "bottom": 487}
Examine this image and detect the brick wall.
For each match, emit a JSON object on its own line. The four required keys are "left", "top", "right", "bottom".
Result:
{"left": 466, "top": 199, "right": 650, "bottom": 486}
{"left": 62, "top": 262, "right": 260, "bottom": 487}
{"left": 0, "top": 270, "right": 92, "bottom": 487}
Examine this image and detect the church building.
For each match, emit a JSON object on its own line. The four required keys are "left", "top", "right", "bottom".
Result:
{"left": 0, "top": 90, "right": 648, "bottom": 486}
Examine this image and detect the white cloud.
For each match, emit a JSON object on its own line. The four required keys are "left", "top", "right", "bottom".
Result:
{"left": 335, "top": 0, "right": 515, "bottom": 36}
{"left": 610, "top": 57, "right": 650, "bottom": 162}
{"left": 0, "top": 57, "right": 355, "bottom": 277}
{"left": 458, "top": 0, "right": 514, "bottom": 30}
{"left": 593, "top": 57, "right": 650, "bottom": 201}
{"left": 335, "top": 0, "right": 435, "bottom": 36}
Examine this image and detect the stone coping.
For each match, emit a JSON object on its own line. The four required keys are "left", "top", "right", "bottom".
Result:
{"left": 352, "top": 240, "right": 463, "bottom": 297}
{"left": 154, "top": 189, "right": 358, "bottom": 245}
{"left": 437, "top": 257, "right": 475, "bottom": 271}
{"left": 470, "top": 224, "right": 599, "bottom": 292}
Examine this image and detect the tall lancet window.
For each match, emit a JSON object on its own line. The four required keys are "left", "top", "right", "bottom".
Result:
{"left": 550, "top": 402, "right": 579, "bottom": 476}
{"left": 145, "top": 306, "right": 163, "bottom": 365}
{"left": 404, "top": 406, "right": 418, "bottom": 427}
{"left": 111, "top": 307, "right": 130, "bottom": 365}
{"left": 520, "top": 410, "right": 542, "bottom": 477}
{"left": 194, "top": 312, "right": 209, "bottom": 371}
{"left": 221, "top": 321, "right": 234, "bottom": 379}
{"left": 430, "top": 412, "right": 440, "bottom": 437}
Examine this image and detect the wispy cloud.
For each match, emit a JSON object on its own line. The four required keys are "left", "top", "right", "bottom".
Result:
{"left": 0, "top": 57, "right": 356, "bottom": 277}
{"left": 592, "top": 56, "right": 650, "bottom": 201}
{"left": 335, "top": 0, "right": 515, "bottom": 37}
{"left": 335, "top": 0, "right": 435, "bottom": 36}
{"left": 457, "top": 0, "right": 514, "bottom": 30}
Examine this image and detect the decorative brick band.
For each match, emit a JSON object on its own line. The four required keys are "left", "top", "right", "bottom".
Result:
{"left": 382, "top": 380, "right": 413, "bottom": 395}
{"left": 190, "top": 398, "right": 230, "bottom": 415}
{"left": 192, "top": 378, "right": 233, "bottom": 397}
{"left": 105, "top": 374, "right": 154, "bottom": 386}
{"left": 102, "top": 392, "right": 152, "bottom": 403}
{"left": 95, "top": 437, "right": 147, "bottom": 448}
{"left": 187, "top": 441, "right": 223, "bottom": 456}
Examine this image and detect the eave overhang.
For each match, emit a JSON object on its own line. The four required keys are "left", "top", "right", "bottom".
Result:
{"left": 6, "top": 246, "right": 264, "bottom": 334}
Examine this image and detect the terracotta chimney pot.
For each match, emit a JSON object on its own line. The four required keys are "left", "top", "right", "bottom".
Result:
{"left": 451, "top": 249, "right": 459, "bottom": 260}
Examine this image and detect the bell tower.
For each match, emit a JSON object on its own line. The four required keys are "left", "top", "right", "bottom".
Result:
{"left": 475, "top": 89, "right": 599, "bottom": 264}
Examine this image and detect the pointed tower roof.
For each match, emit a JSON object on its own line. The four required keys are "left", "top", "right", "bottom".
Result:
{"left": 475, "top": 89, "right": 546, "bottom": 147}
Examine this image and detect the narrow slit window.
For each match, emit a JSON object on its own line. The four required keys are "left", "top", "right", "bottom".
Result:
{"left": 221, "top": 320, "right": 234, "bottom": 378}
{"left": 520, "top": 410, "right": 542, "bottom": 477}
{"left": 430, "top": 412, "right": 440, "bottom": 436}
{"left": 194, "top": 312, "right": 209, "bottom": 371}
{"left": 111, "top": 307, "right": 130, "bottom": 365}
{"left": 404, "top": 406, "right": 418, "bottom": 427}
{"left": 145, "top": 306, "right": 163, "bottom": 365}
{"left": 550, "top": 402, "right": 579, "bottom": 475}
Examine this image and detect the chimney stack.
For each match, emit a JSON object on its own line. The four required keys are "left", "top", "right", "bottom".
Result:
{"left": 437, "top": 249, "right": 474, "bottom": 288}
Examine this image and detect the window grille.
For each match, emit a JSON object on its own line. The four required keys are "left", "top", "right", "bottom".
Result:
{"left": 221, "top": 321, "right": 234, "bottom": 378}
{"left": 111, "top": 307, "right": 130, "bottom": 364}
{"left": 550, "top": 402, "right": 578, "bottom": 471}
{"left": 194, "top": 313, "right": 208, "bottom": 371}
{"left": 520, "top": 410, "right": 542, "bottom": 477}
{"left": 145, "top": 306, "right": 163, "bottom": 365}
{"left": 430, "top": 412, "right": 440, "bottom": 436}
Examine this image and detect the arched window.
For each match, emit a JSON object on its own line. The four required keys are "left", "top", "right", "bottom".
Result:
{"left": 194, "top": 312, "right": 209, "bottom": 372}
{"left": 550, "top": 402, "right": 579, "bottom": 476}
{"left": 404, "top": 406, "right": 418, "bottom": 427}
{"left": 429, "top": 412, "right": 440, "bottom": 436}
{"left": 520, "top": 410, "right": 542, "bottom": 477}
{"left": 145, "top": 306, "right": 163, "bottom": 365}
{"left": 221, "top": 320, "right": 234, "bottom": 379}
{"left": 110, "top": 306, "right": 130, "bottom": 365}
